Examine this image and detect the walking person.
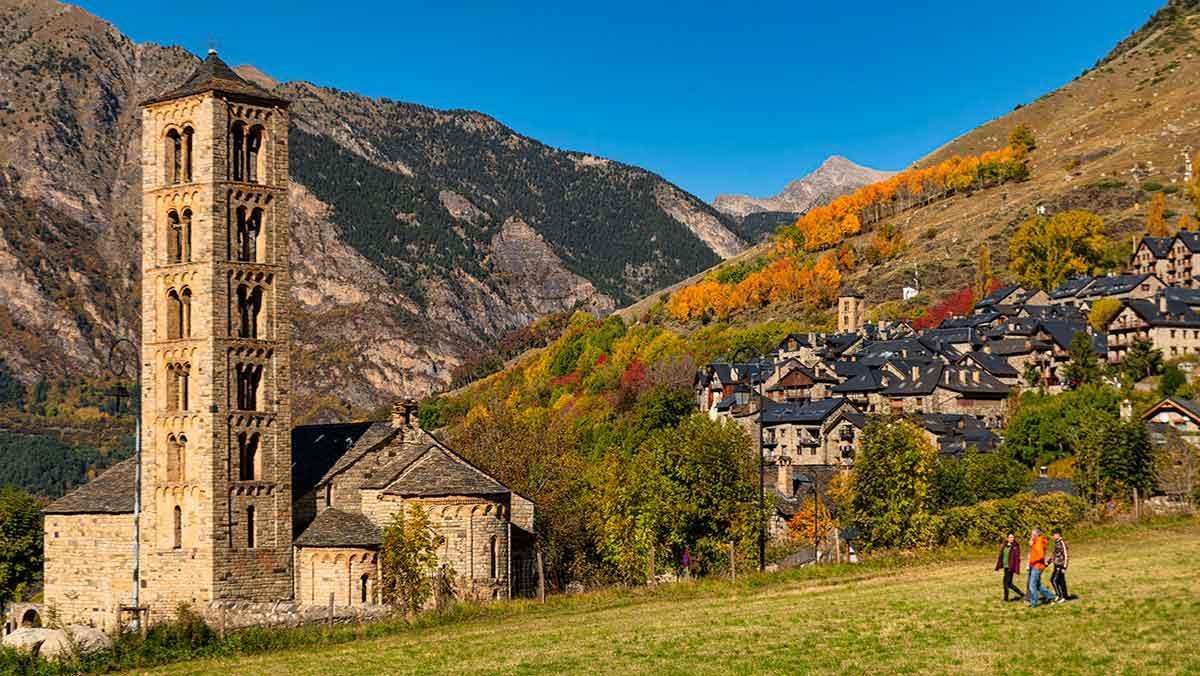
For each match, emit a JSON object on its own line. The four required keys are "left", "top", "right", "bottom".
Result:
{"left": 995, "top": 533, "right": 1024, "bottom": 602}
{"left": 1050, "top": 530, "right": 1070, "bottom": 603}
{"left": 1027, "top": 528, "right": 1056, "bottom": 608}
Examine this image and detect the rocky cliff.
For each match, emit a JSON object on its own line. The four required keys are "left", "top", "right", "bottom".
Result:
{"left": 0, "top": 0, "right": 745, "bottom": 417}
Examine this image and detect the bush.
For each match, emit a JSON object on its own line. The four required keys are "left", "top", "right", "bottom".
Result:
{"left": 1142, "top": 181, "right": 1164, "bottom": 192}
{"left": 936, "top": 492, "right": 1088, "bottom": 545}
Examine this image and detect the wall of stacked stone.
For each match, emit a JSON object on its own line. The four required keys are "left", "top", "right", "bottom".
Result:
{"left": 201, "top": 599, "right": 392, "bottom": 633}
{"left": 43, "top": 514, "right": 135, "bottom": 633}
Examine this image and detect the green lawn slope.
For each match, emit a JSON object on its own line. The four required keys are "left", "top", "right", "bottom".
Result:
{"left": 142, "top": 518, "right": 1200, "bottom": 675}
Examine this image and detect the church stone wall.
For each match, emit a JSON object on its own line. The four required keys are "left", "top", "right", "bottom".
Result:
{"left": 294, "top": 547, "right": 379, "bottom": 607}
{"left": 43, "top": 514, "right": 135, "bottom": 632}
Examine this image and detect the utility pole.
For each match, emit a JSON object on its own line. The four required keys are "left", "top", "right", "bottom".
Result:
{"left": 108, "top": 338, "right": 141, "bottom": 631}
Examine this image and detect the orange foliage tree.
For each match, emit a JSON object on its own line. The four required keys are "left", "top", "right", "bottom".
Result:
{"left": 1146, "top": 192, "right": 1169, "bottom": 237}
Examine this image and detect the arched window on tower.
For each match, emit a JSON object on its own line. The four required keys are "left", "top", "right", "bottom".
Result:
{"left": 247, "top": 125, "right": 264, "bottom": 183}
{"left": 238, "top": 432, "right": 260, "bottom": 481}
{"left": 181, "top": 288, "right": 192, "bottom": 337}
{"left": 167, "top": 211, "right": 183, "bottom": 263}
{"left": 177, "top": 363, "right": 190, "bottom": 411}
{"left": 230, "top": 122, "right": 246, "bottom": 181}
{"left": 173, "top": 505, "right": 183, "bottom": 549}
{"left": 235, "top": 363, "right": 263, "bottom": 411}
{"left": 167, "top": 290, "right": 183, "bottom": 340}
{"left": 166, "top": 434, "right": 182, "bottom": 482}
{"left": 182, "top": 126, "right": 194, "bottom": 182}
{"left": 236, "top": 285, "right": 263, "bottom": 338}
{"left": 166, "top": 129, "right": 182, "bottom": 184}
{"left": 246, "top": 208, "right": 262, "bottom": 262}
{"left": 181, "top": 208, "right": 193, "bottom": 262}
{"left": 165, "top": 364, "right": 179, "bottom": 411}
{"left": 246, "top": 506, "right": 256, "bottom": 548}
{"left": 360, "top": 574, "right": 370, "bottom": 605}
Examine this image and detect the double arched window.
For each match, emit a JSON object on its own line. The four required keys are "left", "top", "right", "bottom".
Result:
{"left": 165, "top": 362, "right": 190, "bottom": 411}
{"left": 167, "top": 209, "right": 192, "bottom": 263}
{"left": 166, "top": 288, "right": 192, "bottom": 339}
{"left": 229, "top": 122, "right": 266, "bottom": 184}
{"left": 237, "top": 431, "right": 261, "bottom": 481}
{"left": 234, "top": 206, "right": 264, "bottom": 262}
{"left": 165, "top": 127, "right": 194, "bottom": 184}
{"left": 235, "top": 363, "right": 263, "bottom": 411}
{"left": 235, "top": 285, "right": 263, "bottom": 338}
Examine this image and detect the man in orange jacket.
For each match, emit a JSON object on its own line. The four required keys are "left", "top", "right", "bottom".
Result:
{"left": 1027, "top": 528, "right": 1056, "bottom": 607}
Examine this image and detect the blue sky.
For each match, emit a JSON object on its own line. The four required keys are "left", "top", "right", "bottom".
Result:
{"left": 79, "top": 0, "right": 1164, "bottom": 202}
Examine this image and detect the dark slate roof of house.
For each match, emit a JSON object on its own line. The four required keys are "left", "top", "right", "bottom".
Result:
{"left": 1048, "top": 276, "right": 1096, "bottom": 300}
{"left": 761, "top": 398, "right": 853, "bottom": 425}
{"left": 776, "top": 333, "right": 815, "bottom": 351}
{"left": 831, "top": 365, "right": 884, "bottom": 393}
{"left": 937, "top": 366, "right": 1010, "bottom": 396}
{"left": 1164, "top": 287, "right": 1200, "bottom": 306}
{"left": 881, "top": 362, "right": 944, "bottom": 396}
{"left": 1122, "top": 298, "right": 1200, "bottom": 328}
{"left": 380, "top": 446, "right": 510, "bottom": 497}
{"left": 939, "top": 312, "right": 1001, "bottom": 329}
{"left": 293, "top": 508, "right": 382, "bottom": 548}
{"left": 1141, "top": 396, "right": 1200, "bottom": 423}
{"left": 822, "top": 333, "right": 861, "bottom": 357}
{"left": 976, "top": 284, "right": 1021, "bottom": 308}
{"left": 292, "top": 421, "right": 383, "bottom": 496}
{"left": 143, "top": 52, "right": 289, "bottom": 106}
{"left": 44, "top": 458, "right": 136, "bottom": 515}
{"left": 959, "top": 351, "right": 1019, "bottom": 378}
{"left": 980, "top": 337, "right": 1040, "bottom": 356}
{"left": 1176, "top": 231, "right": 1200, "bottom": 253}
{"left": 919, "top": 414, "right": 1000, "bottom": 455}
{"left": 1035, "top": 320, "right": 1092, "bottom": 350}
{"left": 1079, "top": 273, "right": 1156, "bottom": 299}
{"left": 1141, "top": 236, "right": 1174, "bottom": 258}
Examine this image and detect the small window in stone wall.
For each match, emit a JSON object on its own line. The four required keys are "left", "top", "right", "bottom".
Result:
{"left": 173, "top": 505, "right": 182, "bottom": 549}
{"left": 246, "top": 505, "right": 256, "bottom": 548}
{"left": 360, "top": 574, "right": 369, "bottom": 604}
{"left": 489, "top": 535, "right": 498, "bottom": 579}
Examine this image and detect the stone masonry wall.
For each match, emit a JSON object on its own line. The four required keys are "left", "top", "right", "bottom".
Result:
{"left": 43, "top": 514, "right": 135, "bottom": 632}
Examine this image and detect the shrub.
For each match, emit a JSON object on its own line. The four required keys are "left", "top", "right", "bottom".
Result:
{"left": 936, "top": 492, "right": 1088, "bottom": 545}
{"left": 1142, "top": 181, "right": 1164, "bottom": 192}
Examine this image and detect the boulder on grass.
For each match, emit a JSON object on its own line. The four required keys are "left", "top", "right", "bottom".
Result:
{"left": 2, "top": 627, "right": 64, "bottom": 657}
{"left": 2, "top": 625, "right": 113, "bottom": 660}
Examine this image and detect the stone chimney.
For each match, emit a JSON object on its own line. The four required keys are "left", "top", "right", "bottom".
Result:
{"left": 392, "top": 398, "right": 420, "bottom": 430}
{"left": 911, "top": 366, "right": 920, "bottom": 380}
{"left": 1159, "top": 295, "right": 1168, "bottom": 314}
{"left": 1120, "top": 398, "right": 1133, "bottom": 420}
{"left": 777, "top": 458, "right": 793, "bottom": 496}
{"left": 971, "top": 370, "right": 981, "bottom": 384}
{"left": 1039, "top": 466, "right": 1049, "bottom": 479}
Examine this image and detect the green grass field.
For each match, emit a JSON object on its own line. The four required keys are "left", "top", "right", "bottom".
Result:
{"left": 145, "top": 519, "right": 1200, "bottom": 675}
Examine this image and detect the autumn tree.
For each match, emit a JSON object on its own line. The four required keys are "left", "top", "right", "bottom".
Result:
{"left": 1008, "top": 124, "right": 1037, "bottom": 155}
{"left": 973, "top": 245, "right": 993, "bottom": 305}
{"left": 1147, "top": 192, "right": 1169, "bottom": 237}
{"left": 0, "top": 487, "right": 42, "bottom": 604}
{"left": 1088, "top": 297, "right": 1122, "bottom": 331}
{"left": 1179, "top": 214, "right": 1198, "bottom": 232}
{"left": 1061, "top": 331, "right": 1103, "bottom": 388}
{"left": 379, "top": 504, "right": 445, "bottom": 614}
{"left": 1008, "top": 210, "right": 1107, "bottom": 290}
{"left": 848, "top": 417, "right": 939, "bottom": 548}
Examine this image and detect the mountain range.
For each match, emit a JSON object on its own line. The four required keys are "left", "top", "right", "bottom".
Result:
{"left": 0, "top": 0, "right": 748, "bottom": 418}
{"left": 712, "top": 156, "right": 896, "bottom": 240}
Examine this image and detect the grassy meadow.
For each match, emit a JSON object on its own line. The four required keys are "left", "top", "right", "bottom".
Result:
{"left": 138, "top": 518, "right": 1200, "bottom": 676}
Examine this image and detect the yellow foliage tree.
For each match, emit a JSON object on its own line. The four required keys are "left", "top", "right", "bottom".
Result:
{"left": 1008, "top": 210, "right": 1107, "bottom": 290}
{"left": 973, "top": 244, "right": 992, "bottom": 305}
{"left": 1147, "top": 192, "right": 1169, "bottom": 237}
{"left": 1180, "top": 214, "right": 1198, "bottom": 232}
{"left": 1088, "top": 297, "right": 1123, "bottom": 331}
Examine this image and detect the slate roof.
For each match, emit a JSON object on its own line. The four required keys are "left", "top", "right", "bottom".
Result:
{"left": 831, "top": 365, "right": 884, "bottom": 393}
{"left": 1121, "top": 297, "right": 1200, "bottom": 328}
{"left": 293, "top": 508, "right": 382, "bottom": 548}
{"left": 1176, "top": 231, "right": 1200, "bottom": 253}
{"left": 959, "top": 351, "right": 1019, "bottom": 378}
{"left": 1079, "top": 273, "right": 1156, "bottom": 299}
{"left": 44, "top": 458, "right": 136, "bottom": 515}
{"left": 761, "top": 398, "right": 853, "bottom": 425}
{"left": 143, "top": 51, "right": 289, "bottom": 106}
{"left": 379, "top": 446, "right": 510, "bottom": 497}
{"left": 1141, "top": 396, "right": 1200, "bottom": 423}
{"left": 976, "top": 284, "right": 1021, "bottom": 308}
{"left": 1031, "top": 477, "right": 1077, "bottom": 496}
{"left": 1140, "top": 236, "right": 1174, "bottom": 258}
{"left": 293, "top": 421, "right": 382, "bottom": 496}
{"left": 1048, "top": 276, "right": 1096, "bottom": 300}
{"left": 919, "top": 414, "right": 1000, "bottom": 455}
{"left": 1164, "top": 287, "right": 1200, "bottom": 306}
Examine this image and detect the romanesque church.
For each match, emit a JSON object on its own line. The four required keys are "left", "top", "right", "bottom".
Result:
{"left": 41, "top": 52, "right": 534, "bottom": 631}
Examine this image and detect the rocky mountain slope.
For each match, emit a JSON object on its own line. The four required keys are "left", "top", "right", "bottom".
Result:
{"left": 0, "top": 0, "right": 745, "bottom": 418}
{"left": 713, "top": 156, "right": 896, "bottom": 239}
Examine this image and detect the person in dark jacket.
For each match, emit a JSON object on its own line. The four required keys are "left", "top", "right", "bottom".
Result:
{"left": 995, "top": 533, "right": 1024, "bottom": 602}
{"left": 1050, "top": 529, "right": 1070, "bottom": 602}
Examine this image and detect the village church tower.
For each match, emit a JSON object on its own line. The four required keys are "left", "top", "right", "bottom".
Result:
{"left": 138, "top": 51, "right": 293, "bottom": 606}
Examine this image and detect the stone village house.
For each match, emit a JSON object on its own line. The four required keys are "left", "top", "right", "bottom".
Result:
{"left": 40, "top": 53, "right": 534, "bottom": 633}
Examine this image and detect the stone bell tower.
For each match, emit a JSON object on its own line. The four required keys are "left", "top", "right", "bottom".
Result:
{"left": 138, "top": 50, "right": 293, "bottom": 608}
